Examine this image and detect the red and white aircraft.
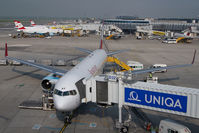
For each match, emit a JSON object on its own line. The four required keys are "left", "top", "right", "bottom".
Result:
{"left": 30, "top": 20, "right": 48, "bottom": 29}
{"left": 14, "top": 20, "right": 63, "bottom": 35}
{"left": 30, "top": 20, "right": 36, "bottom": 26}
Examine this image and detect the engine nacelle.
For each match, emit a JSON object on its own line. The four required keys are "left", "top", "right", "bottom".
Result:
{"left": 41, "top": 73, "right": 60, "bottom": 92}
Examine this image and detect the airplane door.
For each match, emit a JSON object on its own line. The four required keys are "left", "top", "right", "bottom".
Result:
{"left": 75, "top": 79, "right": 86, "bottom": 100}
{"left": 96, "top": 81, "right": 108, "bottom": 104}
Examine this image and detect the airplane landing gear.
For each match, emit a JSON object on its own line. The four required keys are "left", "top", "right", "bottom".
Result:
{"left": 120, "top": 126, "right": 128, "bottom": 133}
{"left": 64, "top": 115, "right": 72, "bottom": 124}
{"left": 63, "top": 111, "right": 73, "bottom": 124}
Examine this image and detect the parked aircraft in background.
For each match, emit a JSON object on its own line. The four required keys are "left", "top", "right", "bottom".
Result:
{"left": 136, "top": 25, "right": 199, "bottom": 43}
{"left": 136, "top": 25, "right": 166, "bottom": 37}
{"left": 14, "top": 20, "right": 63, "bottom": 36}
{"left": 30, "top": 20, "right": 48, "bottom": 29}
{"left": 30, "top": 20, "right": 36, "bottom": 26}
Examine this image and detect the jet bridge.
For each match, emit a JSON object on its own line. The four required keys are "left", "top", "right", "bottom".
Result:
{"left": 83, "top": 73, "right": 199, "bottom": 132}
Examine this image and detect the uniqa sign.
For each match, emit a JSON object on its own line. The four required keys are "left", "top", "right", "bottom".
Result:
{"left": 125, "top": 88, "right": 187, "bottom": 113}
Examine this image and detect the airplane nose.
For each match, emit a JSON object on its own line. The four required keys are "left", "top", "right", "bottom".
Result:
{"left": 54, "top": 101, "right": 65, "bottom": 111}
{"left": 53, "top": 94, "right": 80, "bottom": 112}
{"left": 53, "top": 96, "right": 66, "bottom": 111}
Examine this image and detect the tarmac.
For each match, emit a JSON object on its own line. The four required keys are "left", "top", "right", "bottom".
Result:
{"left": 0, "top": 29, "right": 199, "bottom": 133}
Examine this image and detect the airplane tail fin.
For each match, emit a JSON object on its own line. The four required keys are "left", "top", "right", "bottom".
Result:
{"left": 76, "top": 20, "right": 129, "bottom": 56}
{"left": 99, "top": 20, "right": 129, "bottom": 55}
{"left": 14, "top": 20, "right": 19, "bottom": 28}
{"left": 30, "top": 20, "right": 36, "bottom": 26}
{"left": 99, "top": 20, "right": 104, "bottom": 49}
{"left": 185, "top": 32, "right": 191, "bottom": 36}
{"left": 183, "top": 28, "right": 191, "bottom": 36}
{"left": 5, "top": 43, "right": 8, "bottom": 57}
{"left": 14, "top": 20, "right": 25, "bottom": 30}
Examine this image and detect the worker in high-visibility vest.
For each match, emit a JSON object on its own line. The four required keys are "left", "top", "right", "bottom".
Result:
{"left": 149, "top": 73, "right": 153, "bottom": 78}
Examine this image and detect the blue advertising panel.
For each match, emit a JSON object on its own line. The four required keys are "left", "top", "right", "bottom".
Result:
{"left": 125, "top": 87, "right": 187, "bottom": 113}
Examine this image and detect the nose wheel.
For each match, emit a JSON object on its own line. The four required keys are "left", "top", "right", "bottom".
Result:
{"left": 64, "top": 115, "right": 72, "bottom": 124}
{"left": 63, "top": 111, "right": 73, "bottom": 124}
{"left": 120, "top": 126, "right": 128, "bottom": 133}
{"left": 59, "top": 112, "right": 73, "bottom": 133}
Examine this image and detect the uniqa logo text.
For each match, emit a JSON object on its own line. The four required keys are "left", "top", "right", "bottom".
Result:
{"left": 144, "top": 94, "right": 182, "bottom": 109}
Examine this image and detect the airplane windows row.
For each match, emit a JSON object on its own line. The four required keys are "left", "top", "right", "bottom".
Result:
{"left": 69, "top": 90, "right": 77, "bottom": 95}
{"left": 63, "top": 91, "right": 69, "bottom": 96}
{"left": 54, "top": 89, "right": 77, "bottom": 96}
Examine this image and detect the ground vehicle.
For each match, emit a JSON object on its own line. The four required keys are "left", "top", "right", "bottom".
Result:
{"left": 162, "top": 38, "right": 177, "bottom": 44}
{"left": 144, "top": 76, "right": 158, "bottom": 83}
{"left": 159, "top": 119, "right": 191, "bottom": 133}
{"left": 136, "top": 36, "right": 142, "bottom": 40}
{"left": 152, "top": 64, "right": 167, "bottom": 73}
{"left": 127, "top": 61, "right": 143, "bottom": 70}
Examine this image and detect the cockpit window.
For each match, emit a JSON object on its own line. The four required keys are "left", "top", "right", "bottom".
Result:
{"left": 54, "top": 89, "right": 77, "bottom": 96}
{"left": 54, "top": 89, "right": 62, "bottom": 96}
{"left": 69, "top": 90, "right": 77, "bottom": 95}
{"left": 63, "top": 91, "right": 69, "bottom": 96}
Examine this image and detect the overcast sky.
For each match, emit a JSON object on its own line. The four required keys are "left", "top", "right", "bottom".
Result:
{"left": 0, "top": 0, "right": 199, "bottom": 18}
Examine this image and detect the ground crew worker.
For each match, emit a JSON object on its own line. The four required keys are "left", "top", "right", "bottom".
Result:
{"left": 149, "top": 73, "right": 153, "bottom": 78}
{"left": 146, "top": 122, "right": 152, "bottom": 131}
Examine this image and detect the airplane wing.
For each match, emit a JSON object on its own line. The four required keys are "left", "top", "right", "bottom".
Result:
{"left": 4, "top": 43, "right": 67, "bottom": 76}
{"left": 129, "top": 49, "right": 196, "bottom": 75}
{"left": 6, "top": 56, "right": 67, "bottom": 76}
{"left": 75, "top": 47, "right": 129, "bottom": 56}
{"left": 107, "top": 49, "right": 129, "bottom": 56}
{"left": 130, "top": 64, "right": 191, "bottom": 75}
{"left": 75, "top": 47, "right": 92, "bottom": 54}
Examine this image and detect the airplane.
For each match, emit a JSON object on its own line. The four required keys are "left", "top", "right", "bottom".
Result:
{"left": 30, "top": 20, "right": 48, "bottom": 29}
{"left": 173, "top": 30, "right": 192, "bottom": 38}
{"left": 136, "top": 25, "right": 166, "bottom": 37}
{"left": 14, "top": 20, "right": 19, "bottom": 29}
{"left": 30, "top": 20, "right": 36, "bottom": 26}
{"left": 5, "top": 23, "right": 196, "bottom": 122}
{"left": 14, "top": 20, "right": 63, "bottom": 36}
{"left": 136, "top": 25, "right": 198, "bottom": 41}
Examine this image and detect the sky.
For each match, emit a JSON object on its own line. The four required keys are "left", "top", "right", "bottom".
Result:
{"left": 0, "top": 0, "right": 199, "bottom": 18}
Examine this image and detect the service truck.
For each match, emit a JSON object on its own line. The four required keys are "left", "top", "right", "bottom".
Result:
{"left": 159, "top": 119, "right": 191, "bottom": 133}
{"left": 127, "top": 61, "right": 144, "bottom": 70}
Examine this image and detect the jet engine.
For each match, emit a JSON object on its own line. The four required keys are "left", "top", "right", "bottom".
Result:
{"left": 41, "top": 73, "right": 60, "bottom": 92}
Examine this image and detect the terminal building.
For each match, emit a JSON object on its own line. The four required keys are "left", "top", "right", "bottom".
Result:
{"left": 104, "top": 17, "right": 199, "bottom": 33}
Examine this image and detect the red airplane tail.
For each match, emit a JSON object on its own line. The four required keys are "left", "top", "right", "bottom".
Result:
{"left": 99, "top": 20, "right": 104, "bottom": 49}
{"left": 14, "top": 20, "right": 25, "bottom": 30}
{"left": 5, "top": 43, "right": 8, "bottom": 57}
{"left": 30, "top": 20, "right": 36, "bottom": 26}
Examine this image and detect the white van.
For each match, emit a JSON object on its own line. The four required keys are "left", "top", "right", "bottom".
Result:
{"left": 127, "top": 61, "right": 144, "bottom": 70}
{"left": 152, "top": 64, "right": 167, "bottom": 73}
{"left": 159, "top": 119, "right": 191, "bottom": 133}
{"left": 162, "top": 38, "right": 177, "bottom": 44}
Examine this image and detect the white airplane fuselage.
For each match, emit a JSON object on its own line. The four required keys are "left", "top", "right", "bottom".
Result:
{"left": 53, "top": 49, "right": 107, "bottom": 111}
{"left": 19, "top": 27, "right": 48, "bottom": 34}
{"left": 18, "top": 27, "right": 63, "bottom": 34}
{"left": 15, "top": 21, "right": 63, "bottom": 35}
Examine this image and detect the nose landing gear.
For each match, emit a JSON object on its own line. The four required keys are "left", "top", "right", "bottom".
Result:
{"left": 120, "top": 126, "right": 128, "bottom": 133}
{"left": 59, "top": 112, "right": 73, "bottom": 133}
{"left": 64, "top": 115, "right": 72, "bottom": 124}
